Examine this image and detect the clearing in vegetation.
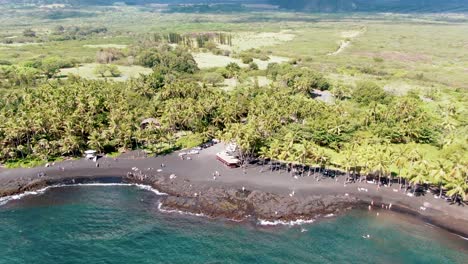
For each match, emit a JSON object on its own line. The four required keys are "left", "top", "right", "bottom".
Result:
{"left": 60, "top": 63, "right": 152, "bottom": 81}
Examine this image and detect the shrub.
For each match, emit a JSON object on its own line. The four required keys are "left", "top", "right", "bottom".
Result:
{"left": 258, "top": 54, "right": 270, "bottom": 61}
{"left": 249, "top": 62, "right": 259, "bottom": 70}
{"left": 138, "top": 46, "right": 198, "bottom": 74}
{"left": 241, "top": 55, "right": 254, "bottom": 64}
{"left": 203, "top": 72, "right": 224, "bottom": 86}
{"left": 225, "top": 62, "right": 241, "bottom": 78}
{"left": 23, "top": 29, "right": 36, "bottom": 38}
{"left": 108, "top": 65, "right": 121, "bottom": 77}
{"left": 94, "top": 64, "right": 121, "bottom": 77}
{"left": 0, "top": 60, "right": 12, "bottom": 66}
{"left": 353, "top": 81, "right": 390, "bottom": 104}
{"left": 373, "top": 57, "right": 384, "bottom": 63}
{"left": 203, "top": 41, "right": 217, "bottom": 50}
{"left": 176, "top": 133, "right": 205, "bottom": 149}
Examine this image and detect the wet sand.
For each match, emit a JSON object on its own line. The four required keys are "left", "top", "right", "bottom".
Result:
{"left": 1, "top": 143, "right": 467, "bottom": 237}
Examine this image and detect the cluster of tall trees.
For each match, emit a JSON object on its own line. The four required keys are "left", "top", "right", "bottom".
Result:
{"left": 0, "top": 56, "right": 76, "bottom": 87}
{"left": 136, "top": 32, "right": 232, "bottom": 49}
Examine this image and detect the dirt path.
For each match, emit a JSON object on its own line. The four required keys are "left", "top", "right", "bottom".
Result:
{"left": 328, "top": 28, "right": 366, "bottom": 56}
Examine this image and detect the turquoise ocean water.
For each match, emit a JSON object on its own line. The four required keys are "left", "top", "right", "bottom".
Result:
{"left": 0, "top": 185, "right": 467, "bottom": 264}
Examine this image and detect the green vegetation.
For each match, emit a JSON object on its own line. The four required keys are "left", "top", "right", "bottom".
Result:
{"left": 203, "top": 72, "right": 224, "bottom": 87}
{"left": 176, "top": 133, "right": 206, "bottom": 149}
{"left": 165, "top": 4, "right": 246, "bottom": 14}
{"left": 94, "top": 64, "right": 121, "bottom": 77}
{"left": 0, "top": 3, "right": 466, "bottom": 202}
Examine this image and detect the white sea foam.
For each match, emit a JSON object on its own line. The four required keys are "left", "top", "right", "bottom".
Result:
{"left": 0, "top": 183, "right": 167, "bottom": 207}
{"left": 133, "top": 184, "right": 167, "bottom": 196}
{"left": 53, "top": 183, "right": 167, "bottom": 195}
{"left": 157, "top": 202, "right": 206, "bottom": 217}
{"left": 0, "top": 186, "right": 52, "bottom": 206}
{"left": 258, "top": 218, "right": 316, "bottom": 226}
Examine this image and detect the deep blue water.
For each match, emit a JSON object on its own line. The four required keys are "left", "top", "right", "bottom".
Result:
{"left": 0, "top": 185, "right": 467, "bottom": 264}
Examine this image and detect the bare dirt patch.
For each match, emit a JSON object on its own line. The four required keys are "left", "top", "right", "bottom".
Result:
{"left": 193, "top": 53, "right": 242, "bottom": 69}
{"left": 341, "top": 31, "right": 361, "bottom": 38}
{"left": 329, "top": 28, "right": 365, "bottom": 56}
{"left": 328, "top": 40, "right": 351, "bottom": 56}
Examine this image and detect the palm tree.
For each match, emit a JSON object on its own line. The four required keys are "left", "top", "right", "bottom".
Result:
{"left": 371, "top": 145, "right": 391, "bottom": 188}
{"left": 315, "top": 148, "right": 330, "bottom": 178}
{"left": 409, "top": 160, "right": 430, "bottom": 195}
{"left": 258, "top": 146, "right": 269, "bottom": 172}
{"left": 405, "top": 146, "right": 422, "bottom": 191}
{"left": 341, "top": 149, "right": 354, "bottom": 184}
{"left": 268, "top": 139, "right": 282, "bottom": 172}
{"left": 295, "top": 142, "right": 308, "bottom": 176}
{"left": 444, "top": 164, "right": 467, "bottom": 203}
{"left": 430, "top": 160, "right": 449, "bottom": 198}
{"left": 395, "top": 147, "right": 409, "bottom": 188}
{"left": 303, "top": 140, "right": 317, "bottom": 177}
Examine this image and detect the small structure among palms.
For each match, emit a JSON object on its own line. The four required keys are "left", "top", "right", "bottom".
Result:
{"left": 140, "top": 118, "right": 161, "bottom": 130}
{"left": 84, "top": 150, "right": 97, "bottom": 160}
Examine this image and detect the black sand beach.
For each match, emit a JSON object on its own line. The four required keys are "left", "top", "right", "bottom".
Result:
{"left": 1, "top": 143, "right": 467, "bottom": 237}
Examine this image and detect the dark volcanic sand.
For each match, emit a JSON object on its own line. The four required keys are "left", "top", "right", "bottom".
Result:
{"left": 1, "top": 144, "right": 467, "bottom": 237}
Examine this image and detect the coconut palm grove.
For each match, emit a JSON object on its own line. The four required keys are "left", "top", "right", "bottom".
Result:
{"left": 1, "top": 1, "right": 468, "bottom": 263}
{"left": 0, "top": 41, "right": 466, "bottom": 202}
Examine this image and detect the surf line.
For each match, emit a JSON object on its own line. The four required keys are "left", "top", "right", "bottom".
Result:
{"left": 0, "top": 183, "right": 167, "bottom": 206}
{"left": 258, "top": 218, "right": 316, "bottom": 226}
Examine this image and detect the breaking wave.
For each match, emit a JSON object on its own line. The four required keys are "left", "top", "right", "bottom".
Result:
{"left": 0, "top": 183, "right": 167, "bottom": 206}
{"left": 258, "top": 218, "right": 316, "bottom": 226}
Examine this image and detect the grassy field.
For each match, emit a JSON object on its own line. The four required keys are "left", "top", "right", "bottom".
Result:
{"left": 60, "top": 63, "right": 152, "bottom": 81}
{"left": 1, "top": 5, "right": 467, "bottom": 93}
{"left": 194, "top": 52, "right": 289, "bottom": 70}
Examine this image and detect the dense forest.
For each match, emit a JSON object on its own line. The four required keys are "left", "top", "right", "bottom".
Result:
{"left": 0, "top": 38, "right": 466, "bottom": 201}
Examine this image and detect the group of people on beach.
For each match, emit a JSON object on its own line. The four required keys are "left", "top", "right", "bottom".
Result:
{"left": 368, "top": 200, "right": 393, "bottom": 212}
{"left": 212, "top": 171, "right": 220, "bottom": 180}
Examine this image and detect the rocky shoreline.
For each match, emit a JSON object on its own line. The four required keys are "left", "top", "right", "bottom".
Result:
{"left": 126, "top": 173, "right": 361, "bottom": 223}
{"left": 1, "top": 170, "right": 467, "bottom": 239}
